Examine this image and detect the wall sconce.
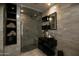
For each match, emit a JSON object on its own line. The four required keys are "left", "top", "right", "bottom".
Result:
{"left": 49, "top": 17, "right": 52, "bottom": 21}
{"left": 21, "top": 9, "right": 24, "bottom": 12}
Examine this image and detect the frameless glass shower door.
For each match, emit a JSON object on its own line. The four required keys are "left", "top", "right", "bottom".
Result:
{"left": 20, "top": 6, "right": 42, "bottom": 52}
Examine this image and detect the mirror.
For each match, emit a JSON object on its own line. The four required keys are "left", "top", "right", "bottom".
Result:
{"left": 49, "top": 12, "right": 57, "bottom": 30}
{"left": 42, "top": 12, "right": 57, "bottom": 30}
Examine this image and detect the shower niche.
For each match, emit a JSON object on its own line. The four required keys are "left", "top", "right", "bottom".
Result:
{"left": 5, "top": 4, "right": 17, "bottom": 45}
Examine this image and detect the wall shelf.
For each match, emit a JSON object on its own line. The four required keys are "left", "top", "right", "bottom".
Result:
{"left": 5, "top": 3, "right": 17, "bottom": 46}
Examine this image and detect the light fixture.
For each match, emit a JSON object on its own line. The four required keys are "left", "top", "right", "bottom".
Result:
{"left": 48, "top": 3, "right": 51, "bottom": 6}
{"left": 49, "top": 17, "right": 52, "bottom": 21}
{"left": 21, "top": 9, "right": 24, "bottom": 12}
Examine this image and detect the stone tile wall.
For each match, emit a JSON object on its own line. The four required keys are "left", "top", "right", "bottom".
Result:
{"left": 43, "top": 3, "right": 79, "bottom": 56}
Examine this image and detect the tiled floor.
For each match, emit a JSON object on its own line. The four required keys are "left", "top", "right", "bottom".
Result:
{"left": 21, "top": 48, "right": 46, "bottom": 56}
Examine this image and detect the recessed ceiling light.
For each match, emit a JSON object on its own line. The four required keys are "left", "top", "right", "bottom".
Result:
{"left": 21, "top": 10, "right": 24, "bottom": 12}
{"left": 48, "top": 3, "right": 51, "bottom": 6}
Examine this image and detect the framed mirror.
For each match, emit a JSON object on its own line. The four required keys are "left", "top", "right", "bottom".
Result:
{"left": 42, "top": 12, "right": 57, "bottom": 30}
{"left": 49, "top": 12, "right": 57, "bottom": 30}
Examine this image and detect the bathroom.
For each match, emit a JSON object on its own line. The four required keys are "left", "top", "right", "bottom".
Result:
{"left": 0, "top": 3, "right": 79, "bottom": 56}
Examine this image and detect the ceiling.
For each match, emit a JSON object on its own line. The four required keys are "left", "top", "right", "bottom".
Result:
{"left": 21, "top": 3, "right": 55, "bottom": 12}
{"left": 21, "top": 7, "right": 42, "bottom": 17}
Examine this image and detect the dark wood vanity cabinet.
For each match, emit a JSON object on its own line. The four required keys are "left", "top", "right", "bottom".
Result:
{"left": 42, "top": 25, "right": 51, "bottom": 30}
{"left": 38, "top": 37, "right": 57, "bottom": 56}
